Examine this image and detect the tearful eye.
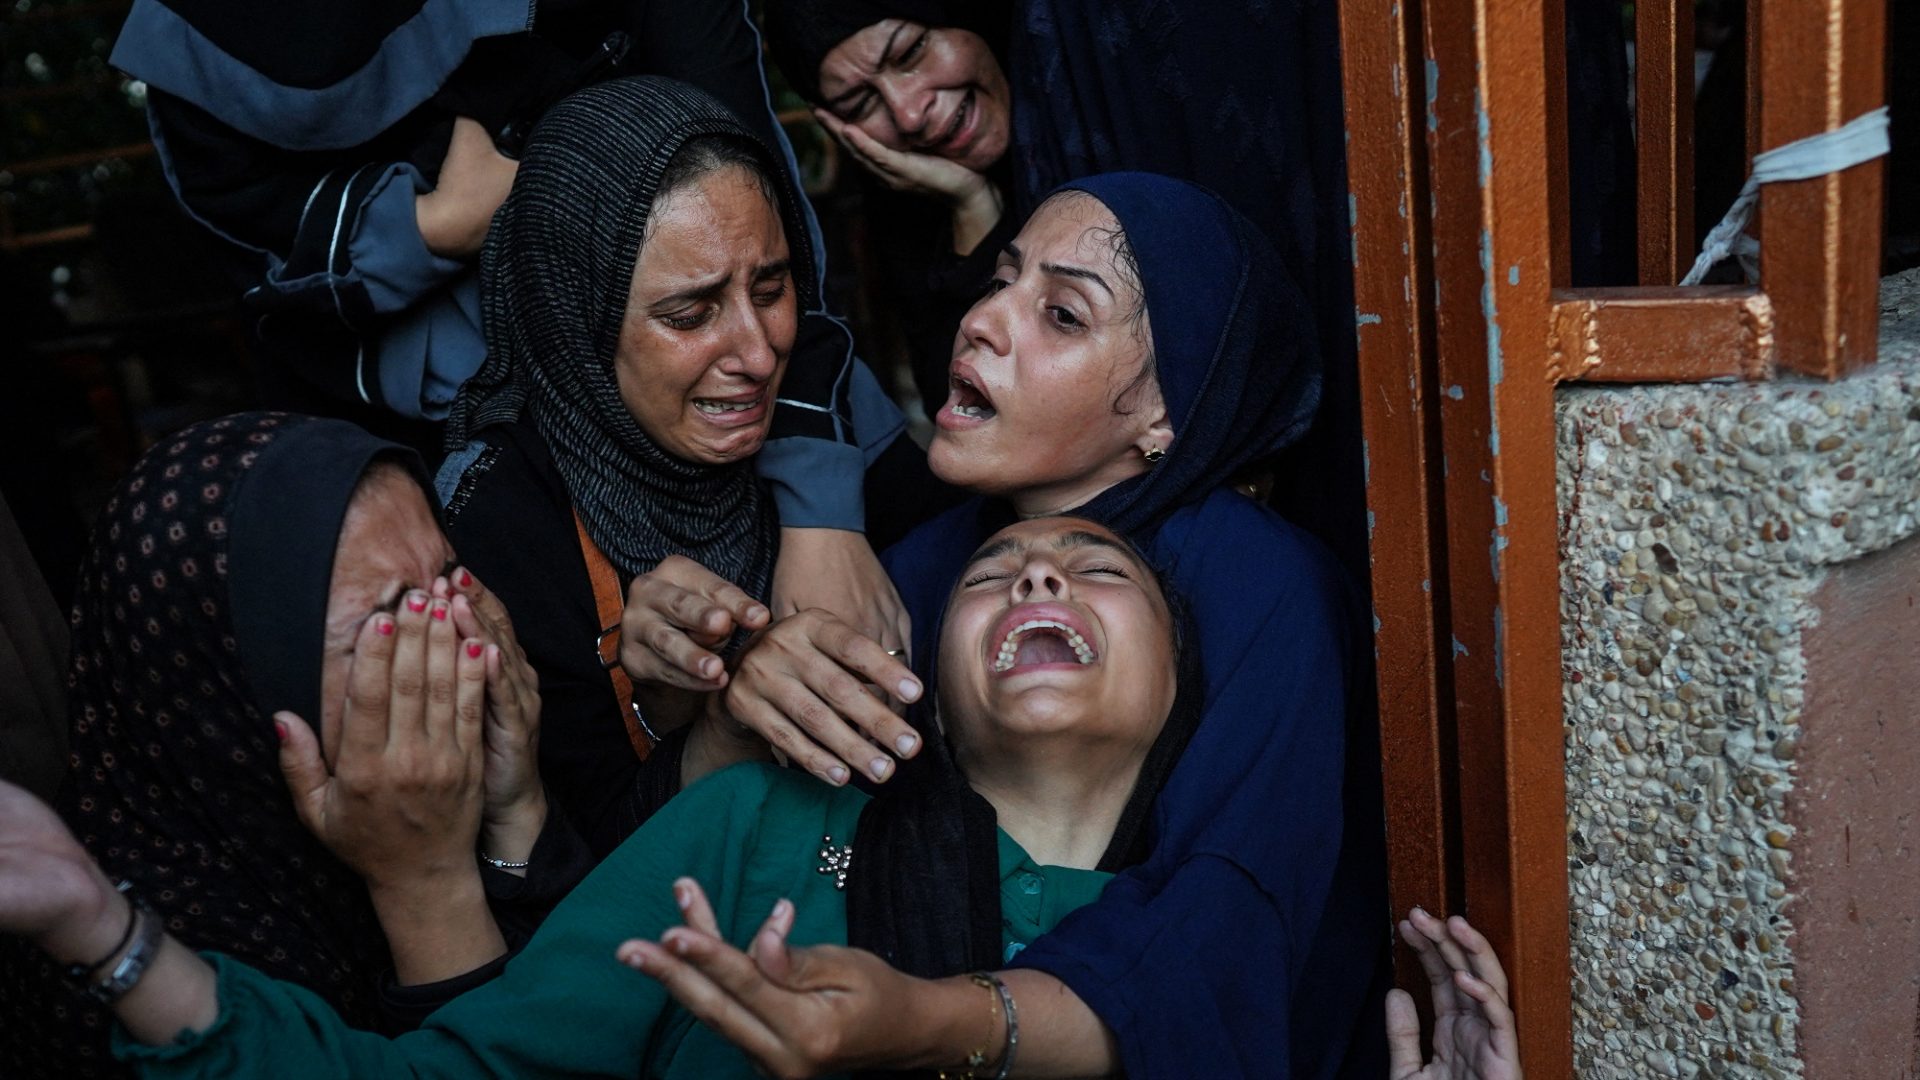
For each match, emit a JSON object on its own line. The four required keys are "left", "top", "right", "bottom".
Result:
{"left": 898, "top": 32, "right": 928, "bottom": 66}
{"left": 1049, "top": 306, "right": 1083, "bottom": 330}
{"left": 752, "top": 283, "right": 789, "bottom": 307}
{"left": 662, "top": 307, "right": 712, "bottom": 331}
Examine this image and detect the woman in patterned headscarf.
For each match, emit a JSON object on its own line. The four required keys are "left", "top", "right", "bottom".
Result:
{"left": 432, "top": 76, "right": 927, "bottom": 857}
{"left": 0, "top": 412, "right": 563, "bottom": 1078}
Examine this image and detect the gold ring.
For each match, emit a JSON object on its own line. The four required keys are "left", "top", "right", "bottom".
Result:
{"left": 886, "top": 648, "right": 907, "bottom": 659}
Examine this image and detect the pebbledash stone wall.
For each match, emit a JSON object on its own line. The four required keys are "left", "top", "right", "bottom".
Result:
{"left": 1557, "top": 270, "right": 1920, "bottom": 1077}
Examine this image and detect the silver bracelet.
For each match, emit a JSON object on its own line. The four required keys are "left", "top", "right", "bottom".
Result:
{"left": 478, "top": 852, "right": 530, "bottom": 870}
{"left": 989, "top": 974, "right": 1019, "bottom": 1080}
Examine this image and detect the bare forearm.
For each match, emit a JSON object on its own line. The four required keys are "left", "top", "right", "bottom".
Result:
{"left": 113, "top": 933, "right": 222, "bottom": 1044}
{"left": 368, "top": 871, "right": 506, "bottom": 985}
{"left": 902, "top": 969, "right": 1119, "bottom": 1078}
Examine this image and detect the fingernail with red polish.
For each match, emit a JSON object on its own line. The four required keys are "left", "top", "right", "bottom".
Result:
{"left": 432, "top": 603, "right": 448, "bottom": 621}
{"left": 466, "top": 641, "right": 483, "bottom": 658}
{"left": 457, "top": 569, "right": 472, "bottom": 588}
{"left": 406, "top": 593, "right": 427, "bottom": 613}
{"left": 274, "top": 720, "right": 288, "bottom": 743}
{"left": 376, "top": 617, "right": 395, "bottom": 636}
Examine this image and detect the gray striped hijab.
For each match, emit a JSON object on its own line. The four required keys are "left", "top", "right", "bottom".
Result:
{"left": 445, "top": 76, "right": 817, "bottom": 600}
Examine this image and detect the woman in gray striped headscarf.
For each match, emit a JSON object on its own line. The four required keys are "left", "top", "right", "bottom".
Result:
{"left": 435, "top": 76, "right": 864, "bottom": 853}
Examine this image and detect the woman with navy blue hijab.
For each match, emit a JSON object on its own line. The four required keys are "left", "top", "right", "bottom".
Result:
{"left": 686, "top": 172, "right": 1391, "bottom": 1078}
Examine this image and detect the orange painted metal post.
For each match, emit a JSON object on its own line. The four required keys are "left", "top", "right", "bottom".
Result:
{"left": 1419, "top": 0, "right": 1572, "bottom": 1072}
{"left": 1336, "top": 0, "right": 1456, "bottom": 983}
{"left": 1754, "top": 0, "right": 1886, "bottom": 376}
{"left": 1635, "top": 0, "right": 1696, "bottom": 284}
{"left": 1542, "top": 0, "right": 1571, "bottom": 287}
{"left": 1548, "top": 286, "right": 1775, "bottom": 383}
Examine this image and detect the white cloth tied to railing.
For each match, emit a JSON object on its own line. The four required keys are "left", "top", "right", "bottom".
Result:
{"left": 1680, "top": 105, "right": 1890, "bottom": 286}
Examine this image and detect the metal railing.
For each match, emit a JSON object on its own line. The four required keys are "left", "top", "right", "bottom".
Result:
{"left": 1338, "top": 0, "right": 1887, "bottom": 1073}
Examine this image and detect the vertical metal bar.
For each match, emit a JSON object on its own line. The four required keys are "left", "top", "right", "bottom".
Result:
{"left": 1336, "top": 0, "right": 1456, "bottom": 990}
{"left": 1542, "top": 0, "right": 1571, "bottom": 286}
{"left": 1420, "top": 0, "right": 1572, "bottom": 1071}
{"left": 1636, "top": 0, "right": 1697, "bottom": 284}
{"left": 1756, "top": 0, "right": 1886, "bottom": 377}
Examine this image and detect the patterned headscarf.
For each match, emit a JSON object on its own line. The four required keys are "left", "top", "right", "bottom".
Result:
{"left": 0, "top": 412, "right": 432, "bottom": 1077}
{"left": 444, "top": 76, "right": 816, "bottom": 600}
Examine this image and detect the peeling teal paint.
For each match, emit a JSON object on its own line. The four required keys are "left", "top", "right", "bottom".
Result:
{"left": 1447, "top": 385, "right": 1465, "bottom": 400}
{"left": 1421, "top": 579, "right": 1431, "bottom": 593}
{"left": 1474, "top": 88, "right": 1493, "bottom": 188}
{"left": 1425, "top": 58, "right": 1439, "bottom": 133}
{"left": 1356, "top": 311, "right": 1383, "bottom": 327}
{"left": 1491, "top": 607, "right": 1504, "bottom": 687}
{"left": 1507, "top": 263, "right": 1520, "bottom": 286}
{"left": 1493, "top": 497, "right": 1509, "bottom": 526}
{"left": 1479, "top": 228, "right": 1504, "bottom": 389}
{"left": 1361, "top": 439, "right": 1372, "bottom": 484}
{"left": 1452, "top": 636, "right": 1470, "bottom": 658}
{"left": 1349, "top": 193, "right": 1360, "bottom": 265}
{"left": 1367, "top": 509, "right": 1377, "bottom": 537}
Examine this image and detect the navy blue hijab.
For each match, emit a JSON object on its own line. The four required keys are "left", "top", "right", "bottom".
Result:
{"left": 1060, "top": 172, "right": 1319, "bottom": 535}
{"left": 881, "top": 173, "right": 1386, "bottom": 1079}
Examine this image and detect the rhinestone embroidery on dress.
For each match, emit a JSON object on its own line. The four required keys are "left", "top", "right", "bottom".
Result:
{"left": 816, "top": 835, "right": 853, "bottom": 890}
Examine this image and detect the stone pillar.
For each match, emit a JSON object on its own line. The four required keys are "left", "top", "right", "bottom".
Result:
{"left": 1557, "top": 271, "right": 1920, "bottom": 1077}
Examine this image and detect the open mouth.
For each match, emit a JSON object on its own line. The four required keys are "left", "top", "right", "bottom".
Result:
{"left": 991, "top": 618, "right": 1098, "bottom": 674}
{"left": 944, "top": 373, "right": 995, "bottom": 422}
{"left": 692, "top": 392, "right": 766, "bottom": 420}
{"left": 923, "top": 90, "right": 976, "bottom": 155}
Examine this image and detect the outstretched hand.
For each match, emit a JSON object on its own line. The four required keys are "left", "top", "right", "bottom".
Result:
{"left": 617, "top": 878, "right": 923, "bottom": 1077}
{"left": 1387, "top": 907, "right": 1523, "bottom": 1080}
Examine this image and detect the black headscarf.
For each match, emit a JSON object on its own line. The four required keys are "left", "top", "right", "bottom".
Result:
{"left": 763, "top": 0, "right": 958, "bottom": 103}
{"left": 845, "top": 527, "right": 1204, "bottom": 1020}
{"left": 445, "top": 76, "right": 822, "bottom": 600}
{"left": 0, "top": 413, "right": 434, "bottom": 1078}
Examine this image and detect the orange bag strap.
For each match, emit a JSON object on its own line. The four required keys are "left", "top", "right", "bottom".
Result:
{"left": 573, "top": 510, "right": 652, "bottom": 761}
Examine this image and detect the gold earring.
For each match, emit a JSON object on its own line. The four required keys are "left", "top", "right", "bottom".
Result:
{"left": 1142, "top": 446, "right": 1166, "bottom": 463}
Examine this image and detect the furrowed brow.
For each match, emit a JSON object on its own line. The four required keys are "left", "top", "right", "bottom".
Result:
{"left": 964, "top": 536, "right": 1024, "bottom": 567}
{"left": 1040, "top": 262, "right": 1113, "bottom": 298}
{"left": 651, "top": 273, "right": 731, "bottom": 309}
{"left": 1054, "top": 530, "right": 1141, "bottom": 566}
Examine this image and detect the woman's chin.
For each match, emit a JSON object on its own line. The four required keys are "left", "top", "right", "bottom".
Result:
{"left": 670, "top": 424, "right": 771, "bottom": 466}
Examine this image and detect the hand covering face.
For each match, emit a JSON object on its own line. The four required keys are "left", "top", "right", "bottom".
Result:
{"left": 0, "top": 412, "right": 436, "bottom": 1077}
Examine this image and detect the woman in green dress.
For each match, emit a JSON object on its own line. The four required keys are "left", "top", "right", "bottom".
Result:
{"left": 0, "top": 514, "right": 1517, "bottom": 1078}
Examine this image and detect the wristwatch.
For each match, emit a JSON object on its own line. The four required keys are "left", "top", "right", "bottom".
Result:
{"left": 66, "top": 882, "right": 164, "bottom": 1006}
